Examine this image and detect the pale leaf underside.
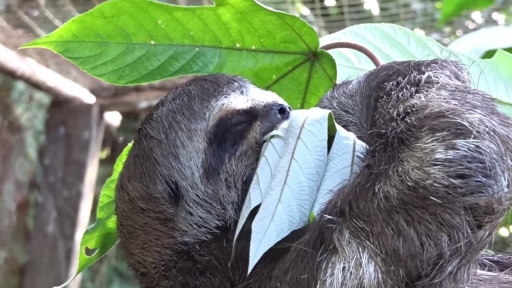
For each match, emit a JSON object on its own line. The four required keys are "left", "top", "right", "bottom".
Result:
{"left": 233, "top": 108, "right": 368, "bottom": 274}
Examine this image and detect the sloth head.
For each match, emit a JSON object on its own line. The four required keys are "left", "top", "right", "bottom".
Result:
{"left": 116, "top": 75, "right": 291, "bottom": 273}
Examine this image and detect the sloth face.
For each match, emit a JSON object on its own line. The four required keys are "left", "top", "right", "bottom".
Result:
{"left": 120, "top": 74, "right": 291, "bottom": 232}
{"left": 203, "top": 76, "right": 292, "bottom": 182}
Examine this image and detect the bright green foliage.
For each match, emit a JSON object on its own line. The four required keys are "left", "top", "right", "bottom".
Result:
{"left": 20, "top": 0, "right": 336, "bottom": 109}
{"left": 502, "top": 210, "right": 512, "bottom": 227}
{"left": 486, "top": 50, "right": 512, "bottom": 115}
{"left": 482, "top": 47, "right": 512, "bottom": 59}
{"left": 320, "top": 24, "right": 512, "bottom": 116}
{"left": 438, "top": 0, "right": 494, "bottom": 24}
{"left": 56, "top": 142, "right": 133, "bottom": 288}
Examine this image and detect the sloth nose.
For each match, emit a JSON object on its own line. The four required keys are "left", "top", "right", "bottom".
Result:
{"left": 271, "top": 102, "right": 291, "bottom": 120}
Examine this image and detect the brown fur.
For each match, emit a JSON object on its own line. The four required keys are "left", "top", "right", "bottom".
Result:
{"left": 116, "top": 59, "right": 512, "bottom": 288}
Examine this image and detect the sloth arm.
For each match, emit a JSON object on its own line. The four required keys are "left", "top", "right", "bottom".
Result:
{"left": 252, "top": 60, "right": 512, "bottom": 287}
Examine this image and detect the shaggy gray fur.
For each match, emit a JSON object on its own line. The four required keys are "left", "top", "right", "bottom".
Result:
{"left": 116, "top": 59, "right": 512, "bottom": 288}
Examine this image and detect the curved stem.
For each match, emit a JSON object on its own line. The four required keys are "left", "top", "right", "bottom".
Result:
{"left": 320, "top": 42, "right": 381, "bottom": 68}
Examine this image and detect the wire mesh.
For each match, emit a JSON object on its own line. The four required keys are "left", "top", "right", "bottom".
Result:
{"left": 0, "top": 0, "right": 511, "bottom": 46}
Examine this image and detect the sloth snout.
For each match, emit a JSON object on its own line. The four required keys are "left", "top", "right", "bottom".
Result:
{"left": 259, "top": 102, "right": 291, "bottom": 139}
{"left": 269, "top": 102, "right": 291, "bottom": 121}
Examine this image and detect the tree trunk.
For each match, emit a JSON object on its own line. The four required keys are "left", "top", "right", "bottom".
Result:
{"left": 21, "top": 100, "right": 105, "bottom": 288}
{"left": 0, "top": 72, "right": 51, "bottom": 288}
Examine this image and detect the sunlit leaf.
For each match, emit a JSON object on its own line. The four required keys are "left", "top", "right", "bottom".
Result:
{"left": 319, "top": 23, "right": 512, "bottom": 117}
{"left": 55, "top": 142, "right": 133, "bottom": 288}
{"left": 438, "top": 0, "right": 494, "bottom": 24}
{"left": 481, "top": 48, "right": 512, "bottom": 60}
{"left": 447, "top": 26, "right": 512, "bottom": 58}
{"left": 20, "top": 0, "right": 336, "bottom": 109}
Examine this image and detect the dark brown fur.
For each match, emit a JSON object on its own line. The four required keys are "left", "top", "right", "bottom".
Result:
{"left": 116, "top": 60, "right": 512, "bottom": 287}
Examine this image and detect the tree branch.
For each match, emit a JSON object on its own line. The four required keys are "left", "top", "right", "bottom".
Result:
{"left": 0, "top": 44, "right": 97, "bottom": 104}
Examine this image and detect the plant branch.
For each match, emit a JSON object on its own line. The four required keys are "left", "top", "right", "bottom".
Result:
{"left": 38, "top": 0, "right": 63, "bottom": 27}
{"left": 14, "top": 9, "right": 46, "bottom": 37}
{"left": 0, "top": 44, "right": 97, "bottom": 104}
{"left": 320, "top": 42, "right": 381, "bottom": 68}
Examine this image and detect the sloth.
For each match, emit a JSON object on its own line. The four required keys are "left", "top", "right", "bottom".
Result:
{"left": 115, "top": 59, "right": 512, "bottom": 288}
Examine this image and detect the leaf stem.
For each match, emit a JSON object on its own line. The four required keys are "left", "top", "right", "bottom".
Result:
{"left": 320, "top": 42, "right": 381, "bottom": 68}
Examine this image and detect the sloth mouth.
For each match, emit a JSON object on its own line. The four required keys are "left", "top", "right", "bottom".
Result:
{"left": 258, "top": 101, "right": 291, "bottom": 142}
{"left": 258, "top": 119, "right": 289, "bottom": 146}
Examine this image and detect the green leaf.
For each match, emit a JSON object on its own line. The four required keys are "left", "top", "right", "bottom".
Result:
{"left": 481, "top": 47, "right": 512, "bottom": 59}
{"left": 447, "top": 26, "right": 512, "bottom": 58}
{"left": 438, "top": 0, "right": 494, "bottom": 24}
{"left": 501, "top": 209, "right": 512, "bottom": 227}
{"left": 308, "top": 211, "right": 316, "bottom": 223}
{"left": 488, "top": 50, "right": 512, "bottom": 115}
{"left": 319, "top": 23, "right": 512, "bottom": 117}
{"left": 20, "top": 0, "right": 336, "bottom": 109}
{"left": 55, "top": 142, "right": 133, "bottom": 288}
{"left": 326, "top": 112, "right": 337, "bottom": 152}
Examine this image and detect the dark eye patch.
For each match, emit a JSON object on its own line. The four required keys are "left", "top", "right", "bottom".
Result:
{"left": 210, "top": 108, "right": 259, "bottom": 145}
{"left": 203, "top": 108, "right": 259, "bottom": 180}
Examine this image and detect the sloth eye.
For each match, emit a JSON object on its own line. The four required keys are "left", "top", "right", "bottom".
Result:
{"left": 226, "top": 109, "right": 259, "bottom": 129}
{"left": 210, "top": 109, "right": 258, "bottom": 144}
{"left": 204, "top": 108, "right": 260, "bottom": 180}
{"left": 227, "top": 114, "right": 254, "bottom": 129}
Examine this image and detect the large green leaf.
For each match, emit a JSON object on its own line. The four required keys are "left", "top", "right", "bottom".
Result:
{"left": 447, "top": 26, "right": 512, "bottom": 58}
{"left": 56, "top": 142, "right": 133, "bottom": 288}
{"left": 319, "top": 23, "right": 512, "bottom": 116}
{"left": 438, "top": 0, "right": 494, "bottom": 24}
{"left": 20, "top": 0, "right": 336, "bottom": 109}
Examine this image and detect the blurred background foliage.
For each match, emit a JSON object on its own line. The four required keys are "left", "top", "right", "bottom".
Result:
{"left": 0, "top": 0, "right": 511, "bottom": 288}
